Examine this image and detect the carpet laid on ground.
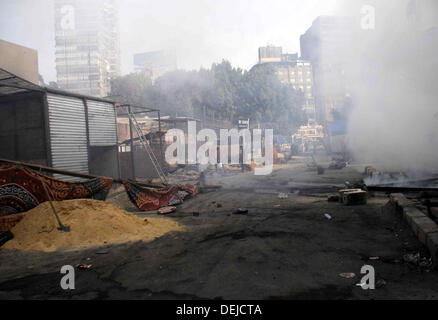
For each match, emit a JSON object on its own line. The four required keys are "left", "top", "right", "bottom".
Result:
{"left": 2, "top": 199, "right": 183, "bottom": 252}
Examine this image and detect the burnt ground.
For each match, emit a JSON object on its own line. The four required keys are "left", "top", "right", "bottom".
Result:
{"left": 1, "top": 161, "right": 438, "bottom": 300}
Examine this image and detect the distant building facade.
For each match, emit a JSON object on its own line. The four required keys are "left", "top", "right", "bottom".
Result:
{"left": 258, "top": 46, "right": 283, "bottom": 63}
{"left": 257, "top": 46, "right": 316, "bottom": 122}
{"left": 300, "top": 16, "right": 356, "bottom": 124}
{"left": 54, "top": 0, "right": 121, "bottom": 97}
{"left": 0, "top": 39, "right": 39, "bottom": 84}
{"left": 133, "top": 51, "right": 177, "bottom": 82}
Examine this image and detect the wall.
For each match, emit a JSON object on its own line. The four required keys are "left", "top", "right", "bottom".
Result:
{"left": 0, "top": 92, "right": 47, "bottom": 165}
{"left": 0, "top": 40, "right": 39, "bottom": 84}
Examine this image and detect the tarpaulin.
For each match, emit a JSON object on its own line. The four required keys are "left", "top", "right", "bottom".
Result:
{"left": 0, "top": 164, "right": 113, "bottom": 216}
{"left": 123, "top": 180, "right": 198, "bottom": 211}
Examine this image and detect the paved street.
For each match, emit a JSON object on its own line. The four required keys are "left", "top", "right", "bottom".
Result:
{"left": 1, "top": 161, "right": 438, "bottom": 300}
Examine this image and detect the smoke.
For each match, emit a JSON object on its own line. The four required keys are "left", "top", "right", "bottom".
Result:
{"left": 332, "top": 0, "right": 438, "bottom": 172}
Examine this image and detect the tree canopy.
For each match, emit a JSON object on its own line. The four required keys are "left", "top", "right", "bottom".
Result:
{"left": 110, "top": 60, "right": 306, "bottom": 135}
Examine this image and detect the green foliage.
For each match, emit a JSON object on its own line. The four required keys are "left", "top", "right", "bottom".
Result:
{"left": 110, "top": 60, "right": 306, "bottom": 135}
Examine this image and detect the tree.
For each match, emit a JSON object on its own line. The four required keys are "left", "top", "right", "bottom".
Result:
{"left": 110, "top": 60, "right": 306, "bottom": 135}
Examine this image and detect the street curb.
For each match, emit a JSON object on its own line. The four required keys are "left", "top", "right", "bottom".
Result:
{"left": 388, "top": 193, "right": 438, "bottom": 264}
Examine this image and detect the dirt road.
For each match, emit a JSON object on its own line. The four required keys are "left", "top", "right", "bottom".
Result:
{"left": 1, "top": 161, "right": 438, "bottom": 299}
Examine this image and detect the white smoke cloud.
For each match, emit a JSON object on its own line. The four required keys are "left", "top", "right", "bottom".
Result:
{"left": 335, "top": 0, "right": 438, "bottom": 172}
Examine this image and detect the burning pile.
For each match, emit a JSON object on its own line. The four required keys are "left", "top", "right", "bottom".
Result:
{"left": 2, "top": 199, "right": 182, "bottom": 252}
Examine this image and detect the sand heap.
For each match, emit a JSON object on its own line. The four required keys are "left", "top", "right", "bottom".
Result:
{"left": 2, "top": 199, "right": 182, "bottom": 252}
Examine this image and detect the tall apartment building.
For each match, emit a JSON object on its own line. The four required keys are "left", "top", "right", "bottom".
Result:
{"left": 133, "top": 51, "right": 177, "bottom": 82}
{"left": 300, "top": 16, "right": 356, "bottom": 124}
{"left": 54, "top": 0, "right": 121, "bottom": 97}
{"left": 256, "top": 46, "right": 316, "bottom": 122}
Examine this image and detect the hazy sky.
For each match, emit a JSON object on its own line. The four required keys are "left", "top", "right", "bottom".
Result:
{"left": 0, "top": 0, "right": 339, "bottom": 82}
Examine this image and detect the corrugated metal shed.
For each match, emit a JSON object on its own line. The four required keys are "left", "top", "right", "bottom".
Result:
{"left": 86, "top": 99, "right": 117, "bottom": 146}
{"left": 46, "top": 93, "right": 89, "bottom": 178}
{"left": 0, "top": 68, "right": 43, "bottom": 96}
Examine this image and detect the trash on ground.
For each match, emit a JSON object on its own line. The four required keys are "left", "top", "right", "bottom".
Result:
{"left": 339, "top": 273, "right": 356, "bottom": 279}
{"left": 278, "top": 193, "right": 289, "bottom": 199}
{"left": 96, "top": 250, "right": 109, "bottom": 255}
{"left": 324, "top": 213, "right": 333, "bottom": 220}
{"left": 403, "top": 253, "right": 420, "bottom": 264}
{"left": 232, "top": 208, "right": 249, "bottom": 215}
{"left": 376, "top": 279, "right": 387, "bottom": 288}
{"left": 369, "top": 256, "right": 380, "bottom": 261}
{"left": 77, "top": 264, "right": 92, "bottom": 270}
{"left": 329, "top": 159, "right": 347, "bottom": 170}
{"left": 339, "top": 189, "right": 368, "bottom": 206}
{"left": 158, "top": 206, "right": 177, "bottom": 215}
{"left": 317, "top": 166, "right": 325, "bottom": 175}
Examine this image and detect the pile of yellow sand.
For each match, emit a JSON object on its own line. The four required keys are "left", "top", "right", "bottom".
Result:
{"left": 3, "top": 199, "right": 182, "bottom": 252}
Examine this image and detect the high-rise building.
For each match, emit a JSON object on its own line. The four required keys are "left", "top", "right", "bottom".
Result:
{"left": 133, "top": 51, "right": 177, "bottom": 82}
{"left": 258, "top": 46, "right": 283, "bottom": 64}
{"left": 256, "top": 47, "right": 316, "bottom": 122}
{"left": 54, "top": 0, "right": 121, "bottom": 97}
{"left": 300, "top": 16, "right": 356, "bottom": 123}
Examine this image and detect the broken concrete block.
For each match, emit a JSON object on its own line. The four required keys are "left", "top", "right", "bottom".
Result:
{"left": 390, "top": 193, "right": 412, "bottom": 208}
{"left": 342, "top": 190, "right": 368, "bottom": 206}
{"left": 339, "top": 189, "right": 362, "bottom": 203}
{"left": 410, "top": 216, "right": 438, "bottom": 245}
{"left": 364, "top": 166, "right": 377, "bottom": 176}
{"left": 402, "top": 207, "right": 426, "bottom": 226}
{"left": 426, "top": 232, "right": 438, "bottom": 264}
{"left": 409, "top": 215, "right": 438, "bottom": 243}
{"left": 430, "top": 207, "right": 438, "bottom": 221}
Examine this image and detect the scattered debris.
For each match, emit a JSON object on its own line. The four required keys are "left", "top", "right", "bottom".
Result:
{"left": 339, "top": 273, "right": 356, "bottom": 279}
{"left": 200, "top": 185, "right": 223, "bottom": 193}
{"left": 369, "top": 256, "right": 380, "bottom": 261}
{"left": 403, "top": 253, "right": 420, "bottom": 264}
{"left": 328, "top": 194, "right": 340, "bottom": 202}
{"left": 77, "top": 264, "right": 92, "bottom": 270}
{"left": 340, "top": 189, "right": 368, "bottom": 206}
{"left": 324, "top": 213, "right": 333, "bottom": 220}
{"left": 317, "top": 166, "right": 325, "bottom": 175}
{"left": 329, "top": 159, "right": 347, "bottom": 170}
{"left": 158, "top": 206, "right": 177, "bottom": 215}
{"left": 376, "top": 279, "right": 387, "bottom": 288}
{"left": 216, "top": 203, "right": 222, "bottom": 208}
{"left": 95, "top": 250, "right": 109, "bottom": 255}
{"left": 278, "top": 193, "right": 289, "bottom": 199}
{"left": 232, "top": 208, "right": 249, "bottom": 215}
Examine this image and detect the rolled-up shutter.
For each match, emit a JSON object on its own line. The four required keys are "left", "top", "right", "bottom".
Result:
{"left": 46, "top": 93, "right": 88, "bottom": 179}
{"left": 86, "top": 100, "right": 117, "bottom": 146}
